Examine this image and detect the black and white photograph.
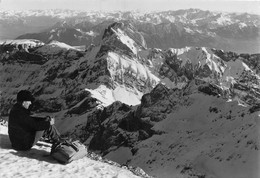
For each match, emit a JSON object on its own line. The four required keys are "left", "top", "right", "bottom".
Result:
{"left": 0, "top": 0, "right": 259, "bottom": 177}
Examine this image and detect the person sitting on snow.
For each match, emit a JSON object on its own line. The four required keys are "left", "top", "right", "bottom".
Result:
{"left": 8, "top": 90, "right": 64, "bottom": 151}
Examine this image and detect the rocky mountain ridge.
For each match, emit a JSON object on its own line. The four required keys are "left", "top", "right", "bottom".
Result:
{"left": 1, "top": 20, "right": 259, "bottom": 113}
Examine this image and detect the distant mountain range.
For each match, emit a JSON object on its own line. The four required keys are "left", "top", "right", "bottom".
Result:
{"left": 1, "top": 9, "right": 260, "bottom": 53}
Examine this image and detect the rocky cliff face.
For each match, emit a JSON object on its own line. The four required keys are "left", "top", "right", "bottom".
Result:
{"left": 149, "top": 47, "right": 260, "bottom": 106}
{"left": 0, "top": 22, "right": 159, "bottom": 129}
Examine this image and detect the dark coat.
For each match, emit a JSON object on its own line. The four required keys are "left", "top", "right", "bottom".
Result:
{"left": 8, "top": 103, "right": 51, "bottom": 150}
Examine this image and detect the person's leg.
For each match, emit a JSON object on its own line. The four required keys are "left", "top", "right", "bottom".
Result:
{"left": 32, "top": 131, "right": 45, "bottom": 146}
{"left": 32, "top": 125, "right": 61, "bottom": 146}
{"left": 42, "top": 125, "right": 61, "bottom": 143}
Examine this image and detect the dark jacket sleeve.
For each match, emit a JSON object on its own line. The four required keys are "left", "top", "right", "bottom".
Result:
{"left": 22, "top": 113, "right": 51, "bottom": 131}
{"left": 31, "top": 115, "right": 51, "bottom": 121}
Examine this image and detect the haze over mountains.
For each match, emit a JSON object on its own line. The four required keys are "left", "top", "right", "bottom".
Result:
{"left": 1, "top": 9, "right": 260, "bottom": 53}
{"left": 0, "top": 8, "right": 260, "bottom": 178}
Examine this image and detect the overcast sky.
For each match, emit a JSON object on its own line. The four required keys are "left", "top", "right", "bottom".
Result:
{"left": 1, "top": 0, "right": 260, "bottom": 15}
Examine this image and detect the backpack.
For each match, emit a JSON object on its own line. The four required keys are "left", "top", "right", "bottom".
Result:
{"left": 51, "top": 140, "right": 87, "bottom": 164}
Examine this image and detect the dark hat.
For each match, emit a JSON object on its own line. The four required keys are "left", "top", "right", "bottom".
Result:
{"left": 17, "top": 90, "right": 35, "bottom": 102}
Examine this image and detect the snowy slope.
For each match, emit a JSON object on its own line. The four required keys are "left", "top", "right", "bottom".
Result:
{"left": 111, "top": 28, "right": 139, "bottom": 55}
{"left": 0, "top": 124, "right": 147, "bottom": 178}
{"left": 0, "top": 39, "right": 44, "bottom": 47}
{"left": 85, "top": 84, "right": 142, "bottom": 107}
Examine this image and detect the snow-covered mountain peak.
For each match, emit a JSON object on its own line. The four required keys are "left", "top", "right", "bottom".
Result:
{"left": 51, "top": 21, "right": 72, "bottom": 29}
{"left": 48, "top": 40, "right": 78, "bottom": 50}
{"left": 94, "top": 23, "right": 259, "bottom": 106}
{"left": 169, "top": 47, "right": 224, "bottom": 70}
{"left": 215, "top": 13, "right": 233, "bottom": 25}
{"left": 102, "top": 21, "right": 147, "bottom": 56}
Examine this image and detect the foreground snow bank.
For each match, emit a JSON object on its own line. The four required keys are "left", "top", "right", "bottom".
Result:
{"left": 0, "top": 124, "right": 143, "bottom": 178}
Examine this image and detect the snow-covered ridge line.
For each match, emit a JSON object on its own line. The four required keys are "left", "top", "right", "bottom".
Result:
{"left": 44, "top": 40, "right": 79, "bottom": 50}
{"left": 0, "top": 39, "right": 45, "bottom": 47}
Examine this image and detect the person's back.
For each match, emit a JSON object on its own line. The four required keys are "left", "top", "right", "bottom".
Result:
{"left": 8, "top": 90, "right": 61, "bottom": 151}
{"left": 9, "top": 102, "right": 38, "bottom": 150}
